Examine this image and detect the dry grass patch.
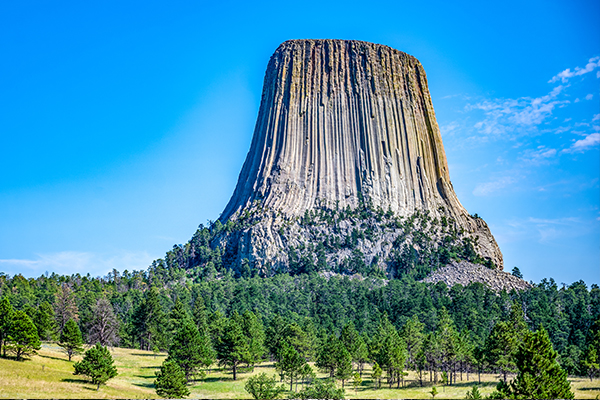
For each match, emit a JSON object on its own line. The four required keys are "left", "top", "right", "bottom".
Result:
{"left": 0, "top": 345, "right": 598, "bottom": 399}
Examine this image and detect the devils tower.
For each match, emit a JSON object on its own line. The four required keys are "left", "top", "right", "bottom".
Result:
{"left": 214, "top": 39, "right": 503, "bottom": 277}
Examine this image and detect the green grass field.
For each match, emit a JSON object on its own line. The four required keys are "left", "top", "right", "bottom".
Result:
{"left": 0, "top": 344, "right": 598, "bottom": 399}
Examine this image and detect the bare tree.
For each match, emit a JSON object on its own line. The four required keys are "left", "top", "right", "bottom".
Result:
{"left": 87, "top": 297, "right": 120, "bottom": 347}
{"left": 54, "top": 284, "right": 79, "bottom": 336}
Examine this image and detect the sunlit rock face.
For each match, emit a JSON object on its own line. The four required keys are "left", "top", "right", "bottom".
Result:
{"left": 218, "top": 39, "right": 503, "bottom": 273}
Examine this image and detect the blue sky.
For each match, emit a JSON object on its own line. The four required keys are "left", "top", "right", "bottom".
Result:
{"left": 1, "top": 0, "right": 598, "bottom": 284}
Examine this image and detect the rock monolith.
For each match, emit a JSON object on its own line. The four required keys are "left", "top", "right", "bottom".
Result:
{"left": 217, "top": 39, "right": 503, "bottom": 274}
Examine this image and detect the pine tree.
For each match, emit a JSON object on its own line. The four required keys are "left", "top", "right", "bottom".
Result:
{"left": 133, "top": 286, "right": 167, "bottom": 350}
{"left": 435, "top": 308, "right": 459, "bottom": 385}
{"left": 275, "top": 341, "right": 307, "bottom": 391}
{"left": 59, "top": 318, "right": 83, "bottom": 361}
{"left": 35, "top": 301, "right": 56, "bottom": 341}
{"left": 353, "top": 335, "right": 369, "bottom": 376}
{"left": 242, "top": 310, "right": 265, "bottom": 367}
{"left": 485, "top": 321, "right": 518, "bottom": 382}
{"left": 216, "top": 312, "right": 251, "bottom": 380}
{"left": 383, "top": 328, "right": 406, "bottom": 388}
{"left": 371, "top": 361, "right": 382, "bottom": 389}
{"left": 265, "top": 314, "right": 287, "bottom": 360}
{"left": 485, "top": 302, "right": 528, "bottom": 383}
{"left": 208, "top": 310, "right": 227, "bottom": 349}
{"left": 582, "top": 346, "right": 599, "bottom": 381}
{"left": 6, "top": 310, "right": 41, "bottom": 361}
{"left": 582, "top": 328, "right": 600, "bottom": 381}
{"left": 168, "top": 298, "right": 190, "bottom": 340}
{"left": 316, "top": 334, "right": 341, "bottom": 378}
{"left": 351, "top": 372, "right": 362, "bottom": 394}
{"left": 192, "top": 296, "right": 209, "bottom": 334}
{"left": 500, "top": 326, "right": 574, "bottom": 399}
{"left": 335, "top": 345, "right": 353, "bottom": 388}
{"left": 154, "top": 359, "right": 190, "bottom": 399}
{"left": 73, "top": 343, "right": 118, "bottom": 390}
{"left": 339, "top": 322, "right": 360, "bottom": 360}
{"left": 167, "top": 317, "right": 214, "bottom": 382}
{"left": 0, "top": 297, "right": 14, "bottom": 357}
{"left": 401, "top": 315, "right": 424, "bottom": 375}
{"left": 465, "top": 385, "right": 482, "bottom": 399}
{"left": 282, "top": 322, "right": 313, "bottom": 361}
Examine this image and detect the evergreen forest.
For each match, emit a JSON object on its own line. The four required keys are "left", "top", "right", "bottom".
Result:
{"left": 1, "top": 256, "right": 599, "bottom": 397}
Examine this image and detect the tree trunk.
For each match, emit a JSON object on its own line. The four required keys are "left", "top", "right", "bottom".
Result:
{"left": 233, "top": 363, "right": 237, "bottom": 381}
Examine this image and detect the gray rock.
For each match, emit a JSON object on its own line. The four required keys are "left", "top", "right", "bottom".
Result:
{"left": 217, "top": 40, "right": 503, "bottom": 272}
{"left": 421, "top": 260, "right": 532, "bottom": 292}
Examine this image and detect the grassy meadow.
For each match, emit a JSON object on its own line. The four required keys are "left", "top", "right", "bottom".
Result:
{"left": 0, "top": 344, "right": 599, "bottom": 399}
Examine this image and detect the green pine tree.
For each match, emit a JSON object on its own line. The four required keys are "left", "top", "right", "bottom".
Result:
{"left": 167, "top": 318, "right": 214, "bottom": 382}
{"left": 371, "top": 361, "right": 382, "bottom": 389}
{"left": 216, "top": 312, "right": 251, "bottom": 380}
{"left": 73, "top": 343, "right": 118, "bottom": 390}
{"left": 401, "top": 315, "right": 425, "bottom": 376}
{"left": 335, "top": 346, "right": 353, "bottom": 388}
{"left": 133, "top": 286, "right": 167, "bottom": 351}
{"left": 354, "top": 335, "right": 369, "bottom": 376}
{"left": 316, "top": 334, "right": 341, "bottom": 378}
{"left": 582, "top": 346, "right": 599, "bottom": 381}
{"left": 59, "top": 318, "right": 83, "bottom": 361}
{"left": 0, "top": 297, "right": 14, "bottom": 357}
{"left": 582, "top": 327, "right": 600, "bottom": 381}
{"left": 6, "top": 310, "right": 41, "bottom": 361}
{"left": 499, "top": 326, "right": 574, "bottom": 399}
{"left": 485, "top": 302, "right": 528, "bottom": 383}
{"left": 192, "top": 296, "right": 209, "bottom": 334}
{"left": 35, "top": 301, "right": 56, "bottom": 341}
{"left": 430, "top": 386, "right": 438, "bottom": 398}
{"left": 276, "top": 341, "right": 307, "bottom": 391}
{"left": 465, "top": 385, "right": 482, "bottom": 399}
{"left": 242, "top": 310, "right": 266, "bottom": 367}
{"left": 154, "top": 359, "right": 190, "bottom": 399}
{"left": 168, "top": 298, "right": 190, "bottom": 340}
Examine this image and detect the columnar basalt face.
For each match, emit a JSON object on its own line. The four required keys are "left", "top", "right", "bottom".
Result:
{"left": 219, "top": 39, "right": 503, "bottom": 270}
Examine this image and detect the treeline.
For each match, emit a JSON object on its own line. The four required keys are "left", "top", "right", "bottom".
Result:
{"left": 0, "top": 269, "right": 599, "bottom": 381}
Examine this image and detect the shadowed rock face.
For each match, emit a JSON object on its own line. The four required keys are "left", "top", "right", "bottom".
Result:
{"left": 219, "top": 39, "right": 503, "bottom": 272}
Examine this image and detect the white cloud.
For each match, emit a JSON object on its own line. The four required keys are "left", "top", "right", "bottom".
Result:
{"left": 466, "top": 85, "right": 568, "bottom": 138}
{"left": 593, "top": 114, "right": 600, "bottom": 122}
{"left": 0, "top": 251, "right": 155, "bottom": 277}
{"left": 473, "top": 176, "right": 517, "bottom": 196}
{"left": 500, "top": 216, "right": 589, "bottom": 245}
{"left": 586, "top": 93, "right": 594, "bottom": 100}
{"left": 527, "top": 217, "right": 585, "bottom": 244}
{"left": 548, "top": 56, "right": 600, "bottom": 83}
{"left": 520, "top": 146, "right": 557, "bottom": 165}
{"left": 563, "top": 133, "right": 600, "bottom": 153}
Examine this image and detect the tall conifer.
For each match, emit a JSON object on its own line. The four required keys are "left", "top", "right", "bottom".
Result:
{"left": 59, "top": 318, "right": 84, "bottom": 361}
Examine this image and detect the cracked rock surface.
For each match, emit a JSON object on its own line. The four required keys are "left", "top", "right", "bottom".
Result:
{"left": 218, "top": 39, "right": 503, "bottom": 271}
